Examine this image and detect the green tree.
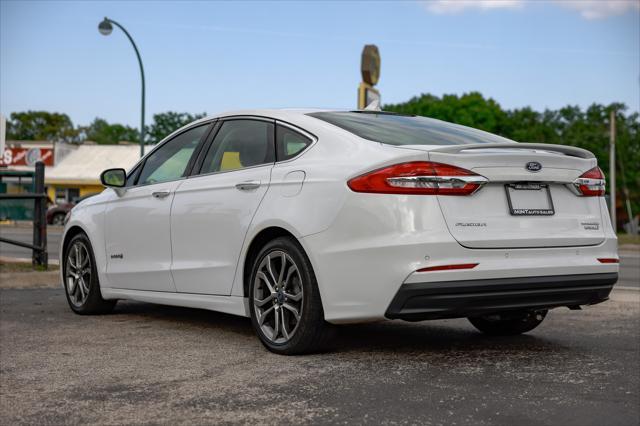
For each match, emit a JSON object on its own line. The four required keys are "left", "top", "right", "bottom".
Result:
{"left": 79, "top": 118, "right": 139, "bottom": 145}
{"left": 147, "top": 111, "right": 207, "bottom": 144}
{"left": 7, "top": 111, "right": 77, "bottom": 142}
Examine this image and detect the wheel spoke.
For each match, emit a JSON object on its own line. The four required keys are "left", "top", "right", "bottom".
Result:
{"left": 265, "top": 254, "right": 278, "bottom": 289}
{"left": 257, "top": 271, "right": 275, "bottom": 293}
{"left": 283, "top": 265, "right": 296, "bottom": 290}
{"left": 258, "top": 306, "right": 275, "bottom": 326}
{"left": 254, "top": 294, "right": 274, "bottom": 307}
{"left": 282, "top": 303, "right": 300, "bottom": 321}
{"left": 277, "top": 252, "right": 286, "bottom": 286}
{"left": 75, "top": 245, "right": 81, "bottom": 270}
{"left": 273, "top": 308, "right": 280, "bottom": 340}
{"left": 77, "top": 278, "right": 86, "bottom": 299}
{"left": 68, "top": 253, "right": 77, "bottom": 270}
{"left": 79, "top": 277, "right": 90, "bottom": 295}
{"left": 80, "top": 247, "right": 89, "bottom": 267}
{"left": 67, "top": 276, "right": 76, "bottom": 293}
{"left": 281, "top": 310, "right": 289, "bottom": 340}
{"left": 284, "top": 291, "right": 302, "bottom": 302}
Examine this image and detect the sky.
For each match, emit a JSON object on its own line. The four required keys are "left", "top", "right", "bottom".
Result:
{"left": 1, "top": 0, "right": 639, "bottom": 128}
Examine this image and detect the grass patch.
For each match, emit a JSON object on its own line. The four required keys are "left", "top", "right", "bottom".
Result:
{"left": 0, "top": 262, "right": 59, "bottom": 273}
{"left": 618, "top": 233, "right": 640, "bottom": 245}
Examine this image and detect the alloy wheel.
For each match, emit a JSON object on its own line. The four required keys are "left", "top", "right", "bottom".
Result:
{"left": 253, "top": 250, "right": 304, "bottom": 344}
{"left": 66, "top": 241, "right": 91, "bottom": 307}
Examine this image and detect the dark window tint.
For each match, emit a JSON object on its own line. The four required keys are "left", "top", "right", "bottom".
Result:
{"left": 138, "top": 125, "right": 208, "bottom": 185}
{"left": 200, "top": 120, "right": 274, "bottom": 174}
{"left": 308, "top": 111, "right": 514, "bottom": 146}
{"left": 276, "top": 125, "right": 312, "bottom": 161}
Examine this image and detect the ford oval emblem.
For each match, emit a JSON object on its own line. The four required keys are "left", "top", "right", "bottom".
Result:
{"left": 526, "top": 161, "right": 542, "bottom": 172}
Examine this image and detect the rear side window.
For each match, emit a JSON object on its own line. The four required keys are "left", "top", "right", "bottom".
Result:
{"left": 308, "top": 111, "right": 513, "bottom": 146}
{"left": 276, "top": 125, "right": 312, "bottom": 161}
{"left": 200, "top": 119, "right": 275, "bottom": 174}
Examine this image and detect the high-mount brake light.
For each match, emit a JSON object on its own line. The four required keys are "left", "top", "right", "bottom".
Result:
{"left": 347, "top": 162, "right": 488, "bottom": 195}
{"left": 573, "top": 167, "right": 605, "bottom": 197}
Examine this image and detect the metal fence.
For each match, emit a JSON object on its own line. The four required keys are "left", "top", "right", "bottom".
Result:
{"left": 0, "top": 161, "right": 48, "bottom": 267}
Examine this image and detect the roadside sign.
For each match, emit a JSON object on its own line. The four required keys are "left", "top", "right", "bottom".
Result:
{"left": 0, "top": 147, "right": 55, "bottom": 167}
{"left": 358, "top": 45, "right": 381, "bottom": 109}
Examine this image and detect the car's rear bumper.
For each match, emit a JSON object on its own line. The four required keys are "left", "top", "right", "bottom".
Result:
{"left": 385, "top": 273, "right": 618, "bottom": 321}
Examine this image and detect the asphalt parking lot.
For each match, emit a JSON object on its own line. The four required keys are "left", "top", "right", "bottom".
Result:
{"left": 1, "top": 286, "right": 638, "bottom": 425}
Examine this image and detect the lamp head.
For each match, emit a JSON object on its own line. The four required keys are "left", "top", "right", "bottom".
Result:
{"left": 98, "top": 18, "right": 113, "bottom": 36}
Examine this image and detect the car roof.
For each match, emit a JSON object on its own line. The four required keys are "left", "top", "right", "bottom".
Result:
{"left": 191, "top": 108, "right": 334, "bottom": 125}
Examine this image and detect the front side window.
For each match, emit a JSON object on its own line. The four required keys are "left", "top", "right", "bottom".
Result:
{"left": 200, "top": 120, "right": 274, "bottom": 174}
{"left": 137, "top": 125, "right": 208, "bottom": 185}
{"left": 276, "top": 125, "right": 312, "bottom": 161}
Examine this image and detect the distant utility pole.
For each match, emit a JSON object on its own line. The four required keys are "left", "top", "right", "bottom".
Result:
{"left": 609, "top": 110, "right": 616, "bottom": 232}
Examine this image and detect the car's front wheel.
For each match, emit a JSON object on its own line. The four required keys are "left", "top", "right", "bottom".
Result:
{"left": 468, "top": 310, "right": 547, "bottom": 336}
{"left": 63, "top": 233, "right": 116, "bottom": 315}
{"left": 248, "top": 237, "right": 332, "bottom": 355}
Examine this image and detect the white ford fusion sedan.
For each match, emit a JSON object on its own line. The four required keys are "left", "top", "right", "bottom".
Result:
{"left": 61, "top": 109, "right": 619, "bottom": 354}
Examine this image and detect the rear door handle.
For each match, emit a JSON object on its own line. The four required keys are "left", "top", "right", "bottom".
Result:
{"left": 152, "top": 191, "right": 171, "bottom": 199}
{"left": 235, "top": 180, "right": 261, "bottom": 191}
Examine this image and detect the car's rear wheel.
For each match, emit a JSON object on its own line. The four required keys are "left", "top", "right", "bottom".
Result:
{"left": 248, "top": 237, "right": 332, "bottom": 355}
{"left": 468, "top": 310, "right": 547, "bottom": 336}
{"left": 63, "top": 233, "right": 116, "bottom": 315}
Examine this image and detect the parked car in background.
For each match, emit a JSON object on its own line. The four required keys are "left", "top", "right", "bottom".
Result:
{"left": 47, "top": 194, "right": 97, "bottom": 225}
{"left": 60, "top": 109, "right": 618, "bottom": 355}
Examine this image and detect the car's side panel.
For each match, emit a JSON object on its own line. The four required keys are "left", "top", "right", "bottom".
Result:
{"left": 103, "top": 181, "right": 182, "bottom": 292}
{"left": 170, "top": 164, "right": 273, "bottom": 295}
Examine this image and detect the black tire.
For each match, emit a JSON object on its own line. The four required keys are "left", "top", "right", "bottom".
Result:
{"left": 52, "top": 213, "right": 66, "bottom": 226}
{"left": 63, "top": 233, "right": 116, "bottom": 315}
{"left": 468, "top": 310, "right": 547, "bottom": 336}
{"left": 248, "top": 236, "right": 333, "bottom": 355}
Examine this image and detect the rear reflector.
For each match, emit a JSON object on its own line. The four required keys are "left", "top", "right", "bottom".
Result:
{"left": 597, "top": 258, "right": 619, "bottom": 264}
{"left": 416, "top": 263, "right": 479, "bottom": 272}
{"left": 573, "top": 167, "right": 605, "bottom": 197}
{"left": 347, "top": 162, "right": 488, "bottom": 196}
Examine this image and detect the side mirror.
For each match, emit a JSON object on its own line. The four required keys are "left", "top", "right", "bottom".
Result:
{"left": 100, "top": 168, "right": 126, "bottom": 188}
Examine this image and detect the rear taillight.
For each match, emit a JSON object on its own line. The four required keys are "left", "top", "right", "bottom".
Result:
{"left": 597, "top": 258, "right": 619, "bottom": 264}
{"left": 573, "top": 167, "right": 605, "bottom": 197}
{"left": 347, "top": 162, "right": 488, "bottom": 196}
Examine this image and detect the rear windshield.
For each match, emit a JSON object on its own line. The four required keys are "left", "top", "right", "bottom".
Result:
{"left": 307, "top": 111, "right": 514, "bottom": 146}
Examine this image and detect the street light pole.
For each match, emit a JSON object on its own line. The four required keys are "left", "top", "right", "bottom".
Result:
{"left": 98, "top": 17, "right": 146, "bottom": 158}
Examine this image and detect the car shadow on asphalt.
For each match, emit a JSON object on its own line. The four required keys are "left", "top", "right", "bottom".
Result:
{"left": 111, "top": 300, "right": 562, "bottom": 355}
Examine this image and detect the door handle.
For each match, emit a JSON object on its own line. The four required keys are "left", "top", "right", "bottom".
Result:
{"left": 235, "top": 180, "right": 261, "bottom": 191}
{"left": 152, "top": 191, "right": 171, "bottom": 199}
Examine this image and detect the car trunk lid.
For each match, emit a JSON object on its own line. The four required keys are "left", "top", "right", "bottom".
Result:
{"left": 419, "top": 143, "right": 606, "bottom": 249}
